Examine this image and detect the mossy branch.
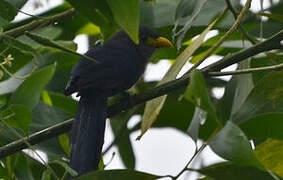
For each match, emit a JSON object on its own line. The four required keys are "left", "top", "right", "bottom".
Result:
{"left": 0, "top": 29, "right": 282, "bottom": 159}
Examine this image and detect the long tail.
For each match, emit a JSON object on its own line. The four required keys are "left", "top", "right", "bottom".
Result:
{"left": 70, "top": 91, "right": 107, "bottom": 176}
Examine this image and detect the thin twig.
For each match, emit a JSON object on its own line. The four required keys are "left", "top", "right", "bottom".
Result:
{"left": 0, "top": 29, "right": 282, "bottom": 159}
{"left": 208, "top": 62, "right": 283, "bottom": 76}
{"left": 225, "top": 0, "right": 280, "bottom": 62}
{"left": 0, "top": 120, "right": 60, "bottom": 180}
{"left": 25, "top": 31, "right": 99, "bottom": 64}
{"left": 173, "top": 143, "right": 207, "bottom": 180}
{"left": 225, "top": 0, "right": 258, "bottom": 44}
{"left": 103, "top": 109, "right": 137, "bottom": 155}
{"left": 173, "top": 126, "right": 221, "bottom": 179}
{"left": 102, "top": 127, "right": 127, "bottom": 155}
{"left": 1, "top": 8, "right": 75, "bottom": 39}
{"left": 187, "top": 0, "right": 252, "bottom": 74}
{"left": 0, "top": 48, "right": 38, "bottom": 80}
{"left": 17, "top": 10, "right": 48, "bottom": 20}
{"left": 201, "top": 29, "right": 283, "bottom": 73}
{"left": 0, "top": 119, "right": 73, "bottom": 159}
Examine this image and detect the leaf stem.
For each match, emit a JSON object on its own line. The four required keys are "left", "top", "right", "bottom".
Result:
{"left": 225, "top": 0, "right": 258, "bottom": 44}
{"left": 208, "top": 62, "right": 283, "bottom": 76}
{"left": 0, "top": 28, "right": 282, "bottom": 159}
{"left": 0, "top": 120, "right": 60, "bottom": 180}
{"left": 1, "top": 9, "right": 75, "bottom": 39}
{"left": 173, "top": 143, "right": 207, "bottom": 180}
{"left": 188, "top": 0, "right": 252, "bottom": 73}
{"left": 25, "top": 31, "right": 99, "bottom": 64}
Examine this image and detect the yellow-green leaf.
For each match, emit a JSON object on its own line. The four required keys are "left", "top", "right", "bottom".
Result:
{"left": 58, "top": 134, "right": 70, "bottom": 156}
{"left": 138, "top": 12, "right": 221, "bottom": 140}
{"left": 255, "top": 139, "right": 283, "bottom": 178}
{"left": 257, "top": 12, "right": 283, "bottom": 23}
{"left": 1, "top": 104, "right": 32, "bottom": 134}
{"left": 9, "top": 64, "right": 56, "bottom": 110}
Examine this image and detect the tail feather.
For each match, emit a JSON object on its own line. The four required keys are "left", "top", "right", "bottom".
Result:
{"left": 70, "top": 92, "right": 107, "bottom": 176}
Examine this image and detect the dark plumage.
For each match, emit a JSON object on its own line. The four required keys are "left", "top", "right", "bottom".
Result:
{"left": 65, "top": 26, "right": 172, "bottom": 177}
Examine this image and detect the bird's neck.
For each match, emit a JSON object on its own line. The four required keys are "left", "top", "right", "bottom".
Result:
{"left": 137, "top": 46, "right": 156, "bottom": 62}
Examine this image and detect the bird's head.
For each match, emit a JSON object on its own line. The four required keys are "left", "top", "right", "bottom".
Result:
{"left": 136, "top": 26, "right": 173, "bottom": 60}
{"left": 138, "top": 26, "right": 173, "bottom": 49}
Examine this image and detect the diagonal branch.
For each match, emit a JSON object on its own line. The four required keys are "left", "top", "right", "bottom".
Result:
{"left": 0, "top": 29, "right": 283, "bottom": 159}
{"left": 188, "top": 0, "right": 252, "bottom": 73}
{"left": 208, "top": 62, "right": 283, "bottom": 76}
{"left": 0, "top": 8, "right": 75, "bottom": 40}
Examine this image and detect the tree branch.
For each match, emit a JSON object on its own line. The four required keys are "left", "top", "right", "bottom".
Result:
{"left": 225, "top": 0, "right": 258, "bottom": 44}
{"left": 24, "top": 31, "right": 99, "bottom": 63}
{"left": 188, "top": 0, "right": 252, "bottom": 72}
{"left": 208, "top": 62, "right": 283, "bottom": 76}
{"left": 0, "top": 29, "right": 282, "bottom": 160}
{"left": 201, "top": 29, "right": 283, "bottom": 73}
{"left": 0, "top": 8, "right": 75, "bottom": 40}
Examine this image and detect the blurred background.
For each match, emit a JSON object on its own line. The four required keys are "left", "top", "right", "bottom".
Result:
{"left": 6, "top": 0, "right": 280, "bottom": 179}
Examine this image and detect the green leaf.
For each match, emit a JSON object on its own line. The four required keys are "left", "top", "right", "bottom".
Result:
{"left": 110, "top": 111, "right": 135, "bottom": 169}
{"left": 30, "top": 102, "right": 72, "bottom": 160}
{"left": 7, "top": 0, "right": 27, "bottom": 9}
{"left": 197, "top": 162, "right": 278, "bottom": 180}
{"left": 17, "top": 26, "right": 63, "bottom": 49}
{"left": 0, "top": 36, "right": 35, "bottom": 82}
{"left": 232, "top": 70, "right": 283, "bottom": 124}
{"left": 2, "top": 35, "right": 37, "bottom": 53}
{"left": 255, "top": 139, "right": 283, "bottom": 178}
{"left": 98, "top": 154, "right": 105, "bottom": 170}
{"left": 56, "top": 40, "right": 77, "bottom": 51}
{"left": 0, "top": 102, "right": 71, "bottom": 161}
{"left": 1, "top": 104, "right": 32, "bottom": 134}
{"left": 257, "top": 12, "right": 283, "bottom": 23}
{"left": 184, "top": 70, "right": 218, "bottom": 141}
{"left": 41, "top": 170, "right": 51, "bottom": 180}
{"left": 251, "top": 56, "right": 283, "bottom": 85}
{"left": 216, "top": 76, "right": 238, "bottom": 124}
{"left": 209, "top": 121, "right": 263, "bottom": 169}
{"left": 230, "top": 61, "right": 254, "bottom": 120}
{"left": 106, "top": 0, "right": 139, "bottom": 44}
{"left": 25, "top": 32, "right": 98, "bottom": 63}
{"left": 174, "top": 0, "right": 197, "bottom": 20}
{"left": 240, "top": 113, "right": 283, "bottom": 139}
{"left": 153, "top": 88, "right": 195, "bottom": 132}
{"left": 51, "top": 160, "right": 78, "bottom": 177}
{"left": 41, "top": 90, "right": 52, "bottom": 106}
{"left": 140, "top": 0, "right": 177, "bottom": 27}
{"left": 118, "top": 130, "right": 135, "bottom": 169}
{"left": 174, "top": 0, "right": 208, "bottom": 49}
{"left": 77, "top": 23, "right": 101, "bottom": 36}
{"left": 13, "top": 153, "right": 34, "bottom": 180}
{"left": 9, "top": 64, "right": 56, "bottom": 110}
{"left": 0, "top": 62, "right": 35, "bottom": 96}
{"left": 47, "top": 92, "right": 78, "bottom": 116}
{"left": 185, "top": 70, "right": 216, "bottom": 118}
{"left": 0, "top": 154, "right": 35, "bottom": 180}
{"left": 66, "top": 0, "right": 115, "bottom": 39}
{"left": 0, "top": 0, "right": 17, "bottom": 21}
{"left": 58, "top": 134, "right": 70, "bottom": 156}
{"left": 77, "top": 169, "right": 160, "bottom": 180}
{"left": 40, "top": 51, "right": 78, "bottom": 93}
{"left": 139, "top": 15, "right": 219, "bottom": 139}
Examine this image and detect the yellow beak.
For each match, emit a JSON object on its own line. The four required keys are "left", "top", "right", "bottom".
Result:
{"left": 146, "top": 37, "right": 173, "bottom": 48}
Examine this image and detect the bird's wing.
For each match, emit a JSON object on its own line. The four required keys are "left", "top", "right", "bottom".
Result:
{"left": 65, "top": 43, "right": 140, "bottom": 95}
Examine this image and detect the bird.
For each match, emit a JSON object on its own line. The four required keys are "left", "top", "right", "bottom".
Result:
{"left": 64, "top": 26, "right": 173, "bottom": 177}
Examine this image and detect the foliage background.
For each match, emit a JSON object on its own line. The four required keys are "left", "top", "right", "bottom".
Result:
{"left": 0, "top": 0, "right": 283, "bottom": 179}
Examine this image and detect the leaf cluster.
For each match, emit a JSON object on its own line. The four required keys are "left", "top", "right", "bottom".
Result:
{"left": 0, "top": 0, "right": 283, "bottom": 179}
